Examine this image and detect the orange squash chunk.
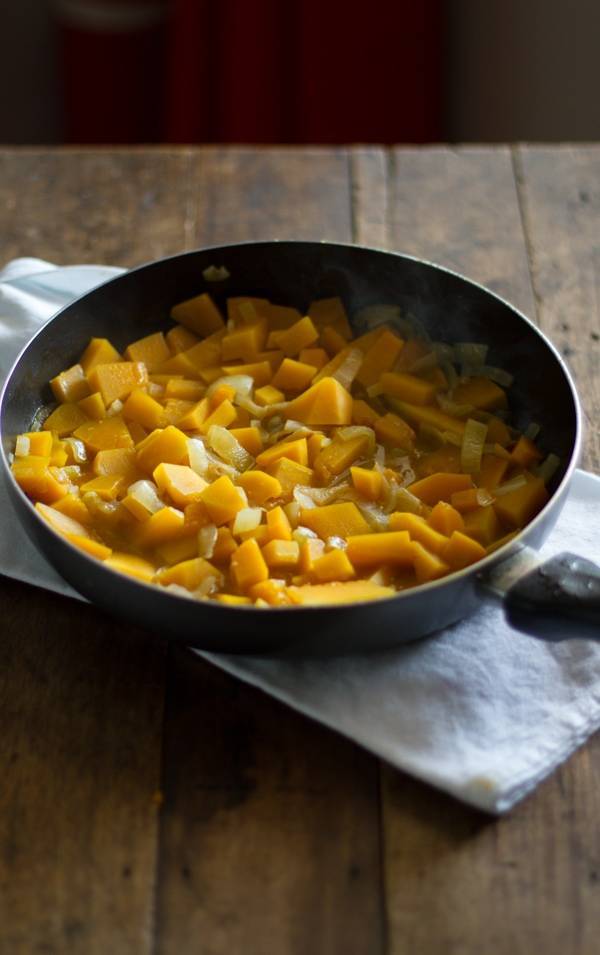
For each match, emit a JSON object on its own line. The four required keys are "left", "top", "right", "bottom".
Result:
{"left": 200, "top": 475, "right": 246, "bottom": 525}
{"left": 271, "top": 357, "right": 317, "bottom": 392}
{"left": 43, "top": 402, "right": 89, "bottom": 436}
{"left": 104, "top": 552, "right": 156, "bottom": 583}
{"left": 286, "top": 377, "right": 352, "bottom": 426}
{"left": 256, "top": 437, "right": 309, "bottom": 471}
{"left": 79, "top": 337, "right": 122, "bottom": 374}
{"left": 494, "top": 476, "right": 549, "bottom": 529}
{"left": 453, "top": 376, "right": 507, "bottom": 411}
{"left": 153, "top": 463, "right": 208, "bottom": 507}
{"left": 411, "top": 541, "right": 450, "bottom": 583}
{"left": 408, "top": 471, "right": 473, "bottom": 506}
{"left": 379, "top": 371, "right": 437, "bottom": 406}
{"left": 300, "top": 502, "right": 371, "bottom": 539}
{"left": 443, "top": 531, "right": 487, "bottom": 570}
{"left": 50, "top": 363, "right": 91, "bottom": 403}
{"left": 311, "top": 549, "right": 356, "bottom": 582}
{"left": 237, "top": 470, "right": 282, "bottom": 506}
{"left": 88, "top": 361, "right": 148, "bottom": 406}
{"left": 389, "top": 512, "right": 449, "bottom": 556}
{"left": 231, "top": 538, "right": 269, "bottom": 591}
{"left": 355, "top": 330, "right": 404, "bottom": 387}
{"left": 428, "top": 501, "right": 465, "bottom": 536}
{"left": 374, "top": 412, "right": 415, "bottom": 449}
{"left": 346, "top": 531, "right": 413, "bottom": 567}
{"left": 156, "top": 556, "right": 221, "bottom": 591}
{"left": 287, "top": 580, "right": 394, "bottom": 606}
{"left": 124, "top": 331, "right": 171, "bottom": 371}
{"left": 170, "top": 292, "right": 225, "bottom": 336}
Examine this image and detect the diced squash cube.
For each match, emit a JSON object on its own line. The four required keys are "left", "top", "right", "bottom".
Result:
{"left": 88, "top": 361, "right": 148, "bottom": 406}
{"left": 493, "top": 476, "right": 549, "bottom": 529}
{"left": 271, "top": 357, "right": 317, "bottom": 393}
{"left": 78, "top": 391, "right": 106, "bottom": 421}
{"left": 51, "top": 493, "right": 93, "bottom": 525}
{"left": 221, "top": 318, "right": 267, "bottom": 362}
{"left": 262, "top": 539, "right": 300, "bottom": 570}
{"left": 80, "top": 474, "right": 124, "bottom": 501}
{"left": 21, "top": 431, "right": 53, "bottom": 457}
{"left": 230, "top": 427, "right": 262, "bottom": 456}
{"left": 249, "top": 579, "right": 290, "bottom": 606}
{"left": 134, "top": 506, "right": 185, "bottom": 547}
{"left": 443, "top": 531, "right": 487, "bottom": 570}
{"left": 374, "top": 413, "right": 415, "bottom": 449}
{"left": 237, "top": 470, "right": 282, "bottom": 506}
{"left": 170, "top": 292, "right": 225, "bottom": 336}
{"left": 407, "top": 471, "right": 473, "bottom": 505}
{"left": 346, "top": 531, "right": 413, "bottom": 566}
{"left": 270, "top": 458, "right": 314, "bottom": 498}
{"left": 215, "top": 593, "right": 252, "bottom": 605}
{"left": 356, "top": 330, "right": 404, "bottom": 387}
{"left": 300, "top": 502, "right": 371, "bottom": 539}
{"left": 462, "top": 506, "right": 503, "bottom": 545}
{"left": 308, "top": 297, "right": 352, "bottom": 338}
{"left": 93, "top": 447, "right": 140, "bottom": 482}
{"left": 265, "top": 302, "right": 302, "bottom": 329}
{"left": 79, "top": 337, "right": 122, "bottom": 374}
{"left": 311, "top": 548, "right": 356, "bottom": 582}
{"left": 379, "top": 370, "right": 437, "bottom": 405}
{"left": 510, "top": 435, "right": 543, "bottom": 469}
{"left": 74, "top": 416, "right": 133, "bottom": 452}
{"left": 266, "top": 505, "right": 292, "bottom": 541}
{"left": 12, "top": 456, "right": 68, "bottom": 504}
{"left": 428, "top": 501, "right": 465, "bottom": 536}
{"left": 156, "top": 556, "right": 221, "bottom": 591}
{"left": 156, "top": 534, "right": 201, "bottom": 566}
{"left": 298, "top": 538, "right": 326, "bottom": 574}
{"left": 165, "top": 324, "right": 200, "bottom": 354}
{"left": 50, "top": 363, "right": 91, "bottom": 403}
{"left": 231, "top": 538, "right": 269, "bottom": 591}
{"left": 411, "top": 541, "right": 450, "bottom": 583}
{"left": 153, "top": 462, "right": 208, "bottom": 507}
{"left": 124, "top": 331, "right": 171, "bottom": 371}
{"left": 105, "top": 551, "right": 156, "bottom": 583}
{"left": 286, "top": 377, "right": 352, "bottom": 426}
{"left": 389, "top": 512, "right": 449, "bottom": 555}
{"left": 181, "top": 332, "right": 225, "bottom": 372}
{"left": 299, "top": 347, "right": 328, "bottom": 370}
{"left": 313, "top": 433, "right": 370, "bottom": 483}
{"left": 200, "top": 398, "right": 237, "bottom": 433}
{"left": 486, "top": 416, "right": 512, "bottom": 446}
{"left": 319, "top": 325, "right": 348, "bottom": 355}
{"left": 287, "top": 580, "right": 394, "bottom": 606}
{"left": 388, "top": 399, "right": 466, "bottom": 437}
{"left": 35, "top": 501, "right": 90, "bottom": 538}
{"left": 228, "top": 297, "right": 270, "bottom": 325}
{"left": 256, "top": 437, "right": 308, "bottom": 471}
{"left": 453, "top": 376, "right": 507, "bottom": 411}
{"left": 200, "top": 475, "right": 246, "bottom": 525}
{"left": 275, "top": 316, "right": 319, "bottom": 356}
{"left": 176, "top": 398, "right": 210, "bottom": 431}
{"left": 66, "top": 534, "right": 112, "bottom": 560}
{"left": 476, "top": 453, "right": 509, "bottom": 489}
{"left": 255, "top": 384, "right": 285, "bottom": 406}
{"left": 164, "top": 378, "right": 205, "bottom": 401}
{"left": 352, "top": 399, "right": 380, "bottom": 427}
{"left": 351, "top": 466, "right": 383, "bottom": 501}
{"left": 123, "top": 388, "right": 165, "bottom": 430}
{"left": 43, "top": 403, "right": 89, "bottom": 436}
{"left": 136, "top": 425, "right": 189, "bottom": 473}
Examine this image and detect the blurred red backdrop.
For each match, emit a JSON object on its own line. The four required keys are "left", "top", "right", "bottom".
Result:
{"left": 56, "top": 0, "right": 443, "bottom": 144}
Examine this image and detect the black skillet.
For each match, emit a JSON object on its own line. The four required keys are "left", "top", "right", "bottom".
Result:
{"left": 1, "top": 242, "right": 599, "bottom": 654}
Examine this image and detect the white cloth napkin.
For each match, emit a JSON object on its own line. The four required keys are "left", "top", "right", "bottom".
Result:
{"left": 2, "top": 259, "right": 600, "bottom": 814}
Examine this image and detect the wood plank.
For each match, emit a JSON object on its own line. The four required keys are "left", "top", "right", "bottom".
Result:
{"left": 370, "top": 145, "right": 600, "bottom": 955}
{"left": 0, "top": 578, "right": 166, "bottom": 955}
{"left": 0, "top": 148, "right": 200, "bottom": 954}
{"left": 0, "top": 147, "right": 196, "bottom": 267}
{"left": 155, "top": 147, "right": 384, "bottom": 955}
{"left": 515, "top": 144, "right": 600, "bottom": 471}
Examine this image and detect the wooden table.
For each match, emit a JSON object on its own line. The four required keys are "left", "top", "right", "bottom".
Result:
{"left": 1, "top": 145, "right": 599, "bottom": 955}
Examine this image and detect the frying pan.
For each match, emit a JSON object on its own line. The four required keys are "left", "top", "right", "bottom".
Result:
{"left": 1, "top": 241, "right": 599, "bottom": 655}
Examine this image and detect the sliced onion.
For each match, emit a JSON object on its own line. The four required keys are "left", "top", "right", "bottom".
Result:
{"left": 332, "top": 347, "right": 363, "bottom": 390}
{"left": 441, "top": 360, "right": 458, "bottom": 390}
{"left": 476, "top": 489, "right": 496, "bottom": 507}
{"left": 455, "top": 343, "right": 488, "bottom": 366}
{"left": 64, "top": 437, "right": 88, "bottom": 463}
{"left": 461, "top": 363, "right": 514, "bottom": 387}
{"left": 205, "top": 447, "right": 240, "bottom": 479}
{"left": 325, "top": 536, "right": 347, "bottom": 550}
{"left": 394, "top": 486, "right": 424, "bottom": 515}
{"left": 147, "top": 382, "right": 164, "bottom": 398}
{"left": 207, "top": 424, "right": 253, "bottom": 471}
{"left": 207, "top": 374, "right": 253, "bottom": 398}
{"left": 293, "top": 487, "right": 317, "bottom": 509}
{"left": 366, "top": 383, "right": 384, "bottom": 398}
{"left": 107, "top": 398, "right": 123, "bottom": 416}
{"left": 357, "top": 501, "right": 390, "bottom": 531}
{"left": 436, "top": 393, "right": 474, "bottom": 417}
{"left": 495, "top": 475, "right": 527, "bottom": 496}
{"left": 373, "top": 444, "right": 385, "bottom": 472}
{"left": 14, "top": 435, "right": 30, "bottom": 457}
{"left": 198, "top": 524, "right": 218, "bottom": 559}
{"left": 352, "top": 304, "right": 401, "bottom": 330}
{"left": 194, "top": 575, "right": 221, "bottom": 599}
{"left": 292, "top": 525, "right": 318, "bottom": 543}
{"left": 524, "top": 422, "right": 541, "bottom": 440}
{"left": 187, "top": 437, "right": 209, "bottom": 477}
{"left": 127, "top": 479, "right": 163, "bottom": 514}
{"left": 336, "top": 425, "right": 376, "bottom": 455}
{"left": 202, "top": 264, "right": 230, "bottom": 282}
{"left": 232, "top": 507, "right": 263, "bottom": 535}
{"left": 441, "top": 430, "right": 463, "bottom": 447}
{"left": 461, "top": 418, "right": 488, "bottom": 474}
{"left": 535, "top": 453, "right": 561, "bottom": 484}
{"left": 406, "top": 352, "right": 438, "bottom": 374}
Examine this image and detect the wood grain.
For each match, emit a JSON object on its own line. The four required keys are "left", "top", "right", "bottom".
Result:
{"left": 154, "top": 147, "right": 384, "bottom": 955}
{"left": 515, "top": 144, "right": 600, "bottom": 470}
{"left": 372, "top": 145, "right": 600, "bottom": 955}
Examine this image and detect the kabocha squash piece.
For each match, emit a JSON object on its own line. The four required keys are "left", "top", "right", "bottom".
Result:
{"left": 13, "top": 456, "right": 68, "bottom": 504}
{"left": 73, "top": 416, "right": 133, "bottom": 453}
{"left": 351, "top": 466, "right": 383, "bottom": 501}
{"left": 275, "top": 316, "right": 319, "bottom": 356}
{"left": 164, "top": 378, "right": 205, "bottom": 401}
{"left": 374, "top": 413, "right": 415, "bottom": 450}
{"left": 265, "top": 302, "right": 303, "bottom": 329}
{"left": 346, "top": 531, "right": 413, "bottom": 567}
{"left": 78, "top": 391, "right": 106, "bottom": 421}
{"left": 156, "top": 534, "right": 200, "bottom": 566}
{"left": 352, "top": 399, "right": 380, "bottom": 427}
{"left": 50, "top": 364, "right": 90, "bottom": 403}
{"left": 134, "top": 506, "right": 186, "bottom": 548}
{"left": 230, "top": 426, "right": 263, "bottom": 456}
{"left": 407, "top": 471, "right": 473, "bottom": 506}
{"left": 43, "top": 403, "right": 89, "bottom": 436}
{"left": 388, "top": 512, "right": 449, "bottom": 556}
{"left": 79, "top": 337, "right": 122, "bottom": 374}
{"left": 153, "top": 463, "right": 208, "bottom": 507}
{"left": 300, "top": 502, "right": 371, "bottom": 539}
{"left": 442, "top": 531, "right": 487, "bottom": 570}
{"left": 298, "top": 539, "right": 326, "bottom": 574}
{"left": 355, "top": 329, "right": 404, "bottom": 387}
{"left": 136, "top": 426, "right": 189, "bottom": 473}
{"left": 170, "top": 292, "right": 225, "bottom": 336}
{"left": 255, "top": 384, "right": 285, "bottom": 406}
{"left": 416, "top": 446, "right": 463, "bottom": 477}
{"left": 271, "top": 358, "right": 317, "bottom": 393}
{"left": 266, "top": 505, "right": 292, "bottom": 541}
{"left": 308, "top": 297, "right": 353, "bottom": 339}
{"left": 200, "top": 475, "right": 246, "bottom": 525}
{"left": 379, "top": 371, "right": 437, "bottom": 406}
{"left": 427, "top": 501, "right": 465, "bottom": 536}
{"left": 510, "top": 436, "right": 543, "bottom": 469}
{"left": 493, "top": 476, "right": 549, "bottom": 529}
{"left": 313, "top": 433, "right": 370, "bottom": 483}
{"left": 286, "top": 377, "right": 352, "bottom": 426}
{"left": 156, "top": 556, "right": 221, "bottom": 591}
{"left": 256, "top": 437, "right": 309, "bottom": 471}
{"left": 165, "top": 324, "right": 200, "bottom": 354}
{"left": 200, "top": 398, "right": 237, "bottom": 432}
{"left": 311, "top": 549, "right": 356, "bottom": 582}
{"left": 287, "top": 580, "right": 394, "bottom": 606}
{"left": 249, "top": 579, "right": 290, "bottom": 606}
{"left": 231, "top": 538, "right": 269, "bottom": 591}
{"left": 222, "top": 361, "right": 273, "bottom": 387}
{"left": 299, "top": 347, "right": 328, "bottom": 370}
{"left": 20, "top": 431, "right": 53, "bottom": 457}
{"left": 262, "top": 539, "right": 300, "bottom": 570}
{"left": 237, "top": 470, "right": 282, "bottom": 506}
{"left": 67, "top": 535, "right": 112, "bottom": 560}
{"left": 80, "top": 474, "right": 124, "bottom": 501}
{"left": 181, "top": 333, "right": 225, "bottom": 372}
{"left": 123, "top": 389, "right": 165, "bottom": 431}
{"left": 87, "top": 361, "right": 148, "bottom": 406}
{"left": 270, "top": 458, "right": 314, "bottom": 497}
{"left": 221, "top": 318, "right": 268, "bottom": 362}
{"left": 35, "top": 501, "right": 90, "bottom": 539}
{"left": 124, "top": 331, "right": 171, "bottom": 371}
{"left": 411, "top": 541, "right": 450, "bottom": 584}
{"left": 452, "top": 376, "right": 507, "bottom": 412}
{"left": 104, "top": 552, "right": 156, "bottom": 583}
{"left": 462, "top": 506, "right": 503, "bottom": 546}
{"left": 388, "top": 399, "right": 466, "bottom": 437}
{"left": 52, "top": 493, "right": 93, "bottom": 525}
{"left": 476, "top": 453, "right": 509, "bottom": 490}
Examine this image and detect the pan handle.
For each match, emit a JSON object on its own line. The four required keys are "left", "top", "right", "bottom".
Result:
{"left": 498, "top": 552, "right": 600, "bottom": 640}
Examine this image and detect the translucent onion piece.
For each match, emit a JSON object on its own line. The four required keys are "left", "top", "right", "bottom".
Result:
{"left": 461, "top": 363, "right": 514, "bottom": 387}
{"left": 107, "top": 398, "right": 123, "bottom": 416}
{"left": 187, "top": 437, "right": 209, "bottom": 477}
{"left": 207, "top": 425, "right": 253, "bottom": 471}
{"left": 495, "top": 475, "right": 527, "bottom": 496}
{"left": 232, "top": 507, "right": 263, "bottom": 535}
{"left": 455, "top": 342, "right": 488, "bottom": 366}
{"left": 441, "top": 360, "right": 458, "bottom": 390}
{"left": 147, "top": 382, "right": 163, "bottom": 398}
{"left": 293, "top": 487, "right": 317, "bottom": 509}
{"left": 483, "top": 442, "right": 511, "bottom": 459}
{"left": 207, "top": 374, "right": 253, "bottom": 399}
{"left": 357, "top": 502, "right": 390, "bottom": 531}
{"left": 292, "top": 525, "right": 318, "bottom": 543}
{"left": 436, "top": 393, "right": 474, "bottom": 417}
{"left": 336, "top": 425, "right": 376, "bottom": 455}
{"left": 476, "top": 489, "right": 496, "bottom": 507}
{"left": 202, "top": 264, "right": 230, "bottom": 282}
{"left": 461, "top": 418, "right": 488, "bottom": 474}
{"left": 127, "top": 479, "right": 163, "bottom": 514}
{"left": 373, "top": 444, "right": 386, "bottom": 472}
{"left": 353, "top": 304, "right": 401, "bottom": 331}
{"left": 204, "top": 447, "right": 240, "bottom": 479}
{"left": 198, "top": 524, "right": 218, "bottom": 559}
{"left": 366, "top": 383, "right": 384, "bottom": 398}
{"left": 64, "top": 437, "right": 88, "bottom": 463}
{"left": 332, "top": 347, "right": 363, "bottom": 390}
{"left": 394, "top": 486, "right": 424, "bottom": 515}
{"left": 535, "top": 453, "right": 561, "bottom": 484}
{"left": 441, "top": 430, "right": 463, "bottom": 447}
{"left": 433, "top": 342, "right": 455, "bottom": 364}
{"left": 406, "top": 351, "right": 438, "bottom": 374}
{"left": 524, "top": 422, "right": 541, "bottom": 440}
{"left": 14, "top": 435, "right": 30, "bottom": 457}
{"left": 325, "top": 536, "right": 347, "bottom": 550}
{"left": 194, "top": 575, "right": 220, "bottom": 599}
{"left": 163, "top": 583, "right": 194, "bottom": 599}
{"left": 283, "top": 501, "right": 301, "bottom": 527}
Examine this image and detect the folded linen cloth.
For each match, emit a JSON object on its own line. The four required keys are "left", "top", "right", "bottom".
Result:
{"left": 2, "top": 259, "right": 600, "bottom": 814}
